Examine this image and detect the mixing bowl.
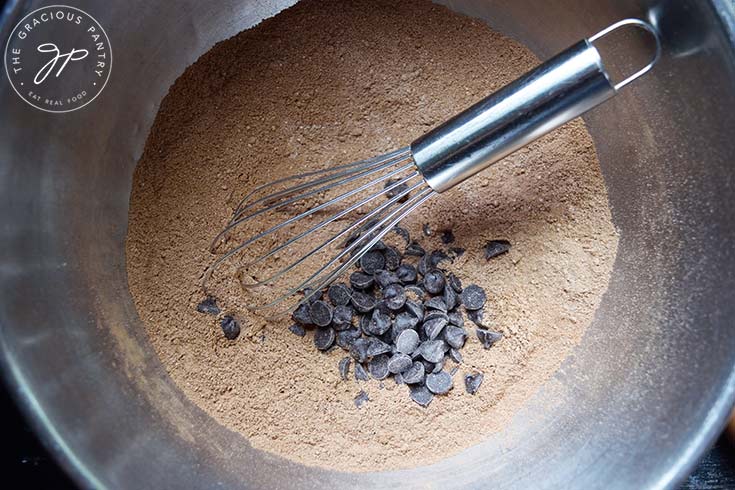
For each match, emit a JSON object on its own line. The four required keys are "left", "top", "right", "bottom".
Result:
{"left": 1, "top": 0, "right": 734, "bottom": 488}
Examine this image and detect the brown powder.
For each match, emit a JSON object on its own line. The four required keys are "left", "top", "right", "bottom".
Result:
{"left": 125, "top": 0, "right": 618, "bottom": 472}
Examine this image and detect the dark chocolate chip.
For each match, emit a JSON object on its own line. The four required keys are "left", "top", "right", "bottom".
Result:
{"left": 366, "top": 309, "right": 391, "bottom": 336}
{"left": 374, "top": 300, "right": 392, "bottom": 316}
{"left": 465, "top": 372, "right": 484, "bottom": 394}
{"left": 309, "top": 301, "right": 333, "bottom": 327}
{"left": 449, "top": 247, "right": 465, "bottom": 258}
{"left": 447, "top": 310, "right": 464, "bottom": 327}
{"left": 392, "top": 312, "right": 419, "bottom": 340}
{"left": 368, "top": 354, "right": 390, "bottom": 380}
{"left": 448, "top": 273, "right": 463, "bottom": 293}
{"left": 331, "top": 304, "right": 354, "bottom": 330}
{"left": 314, "top": 327, "right": 335, "bottom": 351}
{"left": 476, "top": 328, "right": 503, "bottom": 349}
{"left": 292, "top": 303, "right": 313, "bottom": 325}
{"left": 425, "top": 296, "right": 447, "bottom": 313}
{"left": 387, "top": 353, "right": 413, "bottom": 374}
{"left": 384, "top": 246, "right": 402, "bottom": 271}
{"left": 350, "top": 271, "right": 374, "bottom": 290}
{"left": 360, "top": 250, "right": 385, "bottom": 275}
{"left": 350, "top": 338, "right": 370, "bottom": 363}
{"left": 420, "top": 340, "right": 446, "bottom": 363}
{"left": 220, "top": 316, "right": 240, "bottom": 340}
{"left": 409, "top": 385, "right": 433, "bottom": 407}
{"left": 289, "top": 324, "right": 306, "bottom": 337}
{"left": 449, "top": 348, "right": 463, "bottom": 363}
{"left": 405, "top": 300, "right": 424, "bottom": 320}
{"left": 367, "top": 337, "right": 392, "bottom": 357}
{"left": 354, "top": 362, "right": 370, "bottom": 381}
{"left": 485, "top": 239, "right": 511, "bottom": 260}
{"left": 196, "top": 296, "right": 220, "bottom": 315}
{"left": 396, "top": 263, "right": 418, "bottom": 283}
{"left": 402, "top": 361, "right": 425, "bottom": 384}
{"left": 351, "top": 291, "right": 377, "bottom": 313}
{"left": 374, "top": 270, "right": 401, "bottom": 289}
{"left": 417, "top": 253, "right": 430, "bottom": 277}
{"left": 444, "top": 325, "right": 467, "bottom": 349}
{"left": 392, "top": 226, "right": 411, "bottom": 245}
{"left": 384, "top": 178, "right": 410, "bottom": 202}
{"left": 423, "top": 316, "right": 448, "bottom": 341}
{"left": 429, "top": 250, "right": 451, "bottom": 269}
{"left": 336, "top": 326, "right": 361, "bottom": 350}
{"left": 383, "top": 283, "right": 406, "bottom": 310}
{"left": 302, "top": 287, "right": 323, "bottom": 304}
{"left": 467, "top": 308, "right": 485, "bottom": 327}
{"left": 423, "top": 270, "right": 446, "bottom": 294}
{"left": 405, "top": 241, "right": 426, "bottom": 257}
{"left": 426, "top": 371, "right": 453, "bottom": 395}
{"left": 461, "top": 284, "right": 487, "bottom": 310}
{"left": 396, "top": 329, "right": 420, "bottom": 354}
{"left": 354, "top": 389, "right": 369, "bottom": 407}
{"left": 328, "top": 283, "right": 352, "bottom": 306}
{"left": 441, "top": 229, "right": 455, "bottom": 244}
{"left": 338, "top": 357, "right": 351, "bottom": 380}
{"left": 444, "top": 284, "right": 458, "bottom": 311}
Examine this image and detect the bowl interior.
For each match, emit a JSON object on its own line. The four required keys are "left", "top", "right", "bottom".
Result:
{"left": 1, "top": 0, "right": 735, "bottom": 489}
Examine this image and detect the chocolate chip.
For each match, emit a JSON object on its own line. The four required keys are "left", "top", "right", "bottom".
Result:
{"left": 423, "top": 316, "right": 448, "bottom": 341}
{"left": 441, "top": 230, "right": 455, "bottom": 244}
{"left": 351, "top": 291, "right": 377, "bottom": 313}
{"left": 485, "top": 240, "right": 511, "bottom": 260}
{"left": 405, "top": 241, "right": 426, "bottom": 257}
{"left": 465, "top": 372, "right": 484, "bottom": 394}
{"left": 383, "top": 283, "right": 406, "bottom": 310}
{"left": 420, "top": 340, "right": 446, "bottom": 363}
{"left": 366, "top": 308, "right": 391, "bottom": 336}
{"left": 314, "top": 327, "right": 335, "bottom": 350}
{"left": 289, "top": 324, "right": 306, "bottom": 337}
{"left": 417, "top": 253, "right": 430, "bottom": 276}
{"left": 409, "top": 385, "right": 433, "bottom": 407}
{"left": 423, "top": 270, "right": 446, "bottom": 294}
{"left": 405, "top": 300, "right": 424, "bottom": 320}
{"left": 309, "top": 301, "right": 333, "bottom": 327}
{"left": 395, "top": 372, "right": 404, "bottom": 384}
{"left": 444, "top": 284, "right": 459, "bottom": 311}
{"left": 368, "top": 354, "right": 390, "bottom": 380}
{"left": 392, "top": 226, "right": 411, "bottom": 245}
{"left": 476, "top": 328, "right": 503, "bottom": 349}
{"left": 220, "top": 316, "right": 240, "bottom": 340}
{"left": 396, "top": 263, "right": 417, "bottom": 283}
{"left": 448, "top": 310, "right": 464, "bottom": 327}
{"left": 444, "top": 325, "right": 467, "bottom": 349}
{"left": 467, "top": 308, "right": 485, "bottom": 327}
{"left": 336, "top": 327, "right": 361, "bottom": 350}
{"left": 374, "top": 270, "right": 400, "bottom": 289}
{"left": 374, "top": 300, "right": 392, "bottom": 316}
{"left": 395, "top": 329, "right": 420, "bottom": 354}
{"left": 425, "top": 296, "right": 447, "bottom": 313}
{"left": 449, "top": 247, "right": 465, "bottom": 258}
{"left": 384, "top": 178, "right": 409, "bottom": 202}
{"left": 387, "top": 353, "right": 413, "bottom": 374}
{"left": 360, "top": 250, "right": 385, "bottom": 274}
{"left": 196, "top": 296, "right": 220, "bottom": 315}
{"left": 402, "top": 361, "right": 425, "bottom": 384}
{"left": 448, "top": 273, "right": 463, "bottom": 293}
{"left": 384, "top": 246, "right": 402, "bottom": 271}
{"left": 367, "top": 337, "right": 392, "bottom": 357}
{"left": 354, "top": 390, "right": 369, "bottom": 407}
{"left": 302, "top": 287, "right": 323, "bottom": 303}
{"left": 429, "top": 250, "right": 451, "bottom": 269}
{"left": 331, "top": 304, "right": 353, "bottom": 330}
{"left": 392, "top": 312, "right": 419, "bottom": 340}
{"left": 354, "top": 362, "right": 369, "bottom": 381}
{"left": 350, "top": 338, "right": 370, "bottom": 363}
{"left": 292, "top": 303, "right": 312, "bottom": 325}
{"left": 449, "top": 348, "right": 463, "bottom": 363}
{"left": 328, "top": 283, "right": 352, "bottom": 306}
{"left": 350, "top": 271, "right": 374, "bottom": 290}
{"left": 461, "top": 284, "right": 486, "bottom": 310}
{"left": 338, "top": 357, "right": 351, "bottom": 380}
{"left": 426, "top": 371, "right": 453, "bottom": 395}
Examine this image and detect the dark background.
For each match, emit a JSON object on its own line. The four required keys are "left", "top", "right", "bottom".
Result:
{"left": 3, "top": 382, "right": 735, "bottom": 488}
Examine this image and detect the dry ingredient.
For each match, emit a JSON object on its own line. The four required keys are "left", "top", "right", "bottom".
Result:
{"left": 126, "top": 0, "right": 619, "bottom": 472}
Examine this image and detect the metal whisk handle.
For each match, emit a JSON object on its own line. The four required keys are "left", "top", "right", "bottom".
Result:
{"left": 411, "top": 18, "right": 661, "bottom": 193}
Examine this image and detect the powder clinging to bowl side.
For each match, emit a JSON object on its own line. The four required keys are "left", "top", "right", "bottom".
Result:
{"left": 126, "top": 0, "right": 618, "bottom": 472}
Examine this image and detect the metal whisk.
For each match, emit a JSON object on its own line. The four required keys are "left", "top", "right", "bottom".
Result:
{"left": 203, "top": 18, "right": 660, "bottom": 316}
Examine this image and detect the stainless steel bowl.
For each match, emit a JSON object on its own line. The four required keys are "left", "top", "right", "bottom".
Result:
{"left": 1, "top": 1, "right": 734, "bottom": 488}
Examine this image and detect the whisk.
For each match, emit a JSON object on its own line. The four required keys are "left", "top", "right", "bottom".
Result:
{"left": 204, "top": 18, "right": 661, "bottom": 316}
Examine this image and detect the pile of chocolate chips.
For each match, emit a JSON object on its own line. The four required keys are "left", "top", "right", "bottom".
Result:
{"left": 288, "top": 226, "right": 506, "bottom": 408}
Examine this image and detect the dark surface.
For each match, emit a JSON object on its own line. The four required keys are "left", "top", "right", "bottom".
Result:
{"left": 2, "top": 380, "right": 735, "bottom": 489}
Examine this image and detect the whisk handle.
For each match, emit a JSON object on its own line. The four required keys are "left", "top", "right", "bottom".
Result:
{"left": 411, "top": 18, "right": 660, "bottom": 193}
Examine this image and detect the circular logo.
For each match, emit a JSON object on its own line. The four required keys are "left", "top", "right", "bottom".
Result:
{"left": 4, "top": 5, "right": 112, "bottom": 113}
